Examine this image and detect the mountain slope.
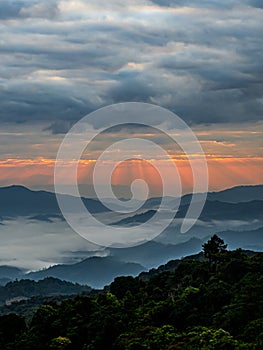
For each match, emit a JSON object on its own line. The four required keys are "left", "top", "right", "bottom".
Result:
{"left": 0, "top": 277, "right": 90, "bottom": 305}
{"left": 110, "top": 199, "right": 263, "bottom": 226}
{"left": 1, "top": 184, "right": 263, "bottom": 219}
{"left": 108, "top": 237, "right": 203, "bottom": 268}
{"left": 219, "top": 226, "right": 263, "bottom": 250}
{"left": 26, "top": 256, "right": 145, "bottom": 288}
{"left": 111, "top": 209, "right": 156, "bottom": 226}
{"left": 0, "top": 185, "right": 110, "bottom": 217}
{"left": 191, "top": 199, "right": 263, "bottom": 221}
{"left": 207, "top": 184, "right": 263, "bottom": 203}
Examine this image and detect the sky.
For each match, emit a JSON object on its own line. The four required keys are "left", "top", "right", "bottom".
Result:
{"left": 0, "top": 0, "right": 263, "bottom": 195}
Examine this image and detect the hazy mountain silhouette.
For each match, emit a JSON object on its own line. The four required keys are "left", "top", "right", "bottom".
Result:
{"left": 0, "top": 227, "right": 262, "bottom": 287}
{"left": 1, "top": 184, "right": 263, "bottom": 220}
{"left": 111, "top": 200, "right": 263, "bottom": 226}
{"left": 219, "top": 226, "right": 263, "bottom": 251}
{"left": 207, "top": 185, "right": 263, "bottom": 203}
{"left": 181, "top": 199, "right": 263, "bottom": 221}
{"left": 175, "top": 184, "right": 263, "bottom": 206}
{"left": 111, "top": 210, "right": 156, "bottom": 226}
{"left": 108, "top": 237, "right": 203, "bottom": 268}
{"left": 1, "top": 184, "right": 263, "bottom": 286}
{"left": 0, "top": 185, "right": 110, "bottom": 217}
{"left": 0, "top": 266, "right": 25, "bottom": 286}
{"left": 25, "top": 256, "right": 145, "bottom": 289}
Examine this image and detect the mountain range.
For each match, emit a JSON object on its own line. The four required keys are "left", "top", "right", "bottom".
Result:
{"left": 112, "top": 199, "right": 263, "bottom": 226}
{"left": 0, "top": 185, "right": 110, "bottom": 218}
{"left": 0, "top": 225, "right": 262, "bottom": 288}
{"left": 0, "top": 184, "right": 263, "bottom": 287}
{"left": 25, "top": 256, "right": 144, "bottom": 289}
{"left": 1, "top": 183, "right": 263, "bottom": 219}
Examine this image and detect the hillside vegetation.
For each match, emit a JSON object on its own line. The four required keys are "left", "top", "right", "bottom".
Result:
{"left": 0, "top": 236, "right": 263, "bottom": 349}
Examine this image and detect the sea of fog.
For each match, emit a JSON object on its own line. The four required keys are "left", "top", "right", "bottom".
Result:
{"left": 0, "top": 212, "right": 261, "bottom": 271}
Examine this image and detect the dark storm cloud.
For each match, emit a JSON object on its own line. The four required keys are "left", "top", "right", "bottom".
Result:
{"left": 0, "top": 0, "right": 59, "bottom": 20}
{"left": 0, "top": 1, "right": 22, "bottom": 19}
{"left": 151, "top": 0, "right": 263, "bottom": 9}
{"left": 0, "top": 0, "right": 262, "bottom": 132}
{"left": 45, "top": 120, "right": 76, "bottom": 134}
{"left": 250, "top": 0, "right": 263, "bottom": 8}
{"left": 0, "top": 79, "right": 90, "bottom": 122}
{"left": 109, "top": 76, "right": 156, "bottom": 103}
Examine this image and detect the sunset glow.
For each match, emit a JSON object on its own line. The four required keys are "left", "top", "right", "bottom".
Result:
{"left": 1, "top": 155, "right": 263, "bottom": 196}
{"left": 0, "top": 0, "right": 262, "bottom": 197}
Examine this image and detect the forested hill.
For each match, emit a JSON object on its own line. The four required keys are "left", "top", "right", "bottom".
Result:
{"left": 1, "top": 241, "right": 263, "bottom": 349}
{"left": 0, "top": 277, "right": 90, "bottom": 305}
{"left": 137, "top": 249, "right": 257, "bottom": 281}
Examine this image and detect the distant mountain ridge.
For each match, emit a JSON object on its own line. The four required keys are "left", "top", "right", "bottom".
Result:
{"left": 207, "top": 184, "right": 263, "bottom": 203}
{"left": 141, "top": 184, "right": 263, "bottom": 208}
{"left": 25, "top": 256, "right": 145, "bottom": 289}
{"left": 0, "top": 225, "right": 263, "bottom": 288}
{"left": 219, "top": 226, "right": 263, "bottom": 251}
{"left": 178, "top": 184, "right": 263, "bottom": 205}
{"left": 0, "top": 184, "right": 263, "bottom": 220}
{"left": 0, "top": 185, "right": 111, "bottom": 218}
{"left": 111, "top": 209, "right": 157, "bottom": 226}
{"left": 108, "top": 237, "right": 203, "bottom": 267}
{"left": 111, "top": 199, "right": 263, "bottom": 226}
{"left": 1, "top": 183, "right": 263, "bottom": 288}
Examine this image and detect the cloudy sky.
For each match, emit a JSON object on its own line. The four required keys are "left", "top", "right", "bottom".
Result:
{"left": 0, "top": 0, "right": 263, "bottom": 193}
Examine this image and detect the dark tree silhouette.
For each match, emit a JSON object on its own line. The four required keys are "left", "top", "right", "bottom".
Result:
{"left": 202, "top": 234, "right": 227, "bottom": 270}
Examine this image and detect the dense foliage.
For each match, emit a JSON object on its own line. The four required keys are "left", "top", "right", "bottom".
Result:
{"left": 1, "top": 239, "right": 263, "bottom": 349}
{"left": 0, "top": 277, "right": 90, "bottom": 304}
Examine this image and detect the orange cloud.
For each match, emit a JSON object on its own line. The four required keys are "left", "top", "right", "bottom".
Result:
{"left": 1, "top": 157, "right": 263, "bottom": 195}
